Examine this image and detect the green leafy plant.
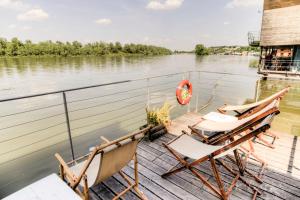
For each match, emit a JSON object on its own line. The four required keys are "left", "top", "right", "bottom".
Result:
{"left": 146, "top": 102, "right": 172, "bottom": 126}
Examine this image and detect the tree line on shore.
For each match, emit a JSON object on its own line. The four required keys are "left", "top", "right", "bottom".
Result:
{"left": 194, "top": 44, "right": 259, "bottom": 56}
{"left": 0, "top": 37, "right": 172, "bottom": 57}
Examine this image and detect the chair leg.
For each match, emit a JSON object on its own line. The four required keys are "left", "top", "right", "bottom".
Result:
{"left": 59, "top": 164, "right": 65, "bottom": 181}
{"left": 161, "top": 165, "right": 186, "bottom": 178}
{"left": 133, "top": 153, "right": 148, "bottom": 200}
{"left": 83, "top": 175, "right": 89, "bottom": 200}
{"left": 112, "top": 154, "right": 148, "bottom": 200}
{"left": 133, "top": 186, "right": 147, "bottom": 200}
{"left": 227, "top": 153, "right": 264, "bottom": 184}
{"left": 189, "top": 167, "right": 223, "bottom": 199}
{"left": 229, "top": 137, "right": 245, "bottom": 176}
{"left": 218, "top": 159, "right": 261, "bottom": 192}
{"left": 161, "top": 144, "right": 188, "bottom": 178}
{"left": 210, "top": 158, "right": 227, "bottom": 200}
{"left": 256, "top": 134, "right": 275, "bottom": 149}
{"left": 266, "top": 130, "right": 280, "bottom": 146}
{"left": 233, "top": 149, "right": 245, "bottom": 176}
{"left": 112, "top": 185, "right": 135, "bottom": 200}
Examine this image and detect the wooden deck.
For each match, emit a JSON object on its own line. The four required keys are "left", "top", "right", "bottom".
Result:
{"left": 88, "top": 113, "right": 300, "bottom": 200}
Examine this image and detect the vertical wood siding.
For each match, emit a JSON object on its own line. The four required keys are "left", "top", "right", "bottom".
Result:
{"left": 260, "top": 5, "right": 300, "bottom": 46}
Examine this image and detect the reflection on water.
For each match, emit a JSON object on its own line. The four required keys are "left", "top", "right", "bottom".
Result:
{"left": 249, "top": 59, "right": 259, "bottom": 68}
{"left": 0, "top": 56, "right": 124, "bottom": 74}
{"left": 0, "top": 54, "right": 299, "bottom": 197}
{"left": 257, "top": 79, "right": 300, "bottom": 136}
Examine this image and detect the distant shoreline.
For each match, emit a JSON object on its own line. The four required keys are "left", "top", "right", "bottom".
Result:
{"left": 0, "top": 37, "right": 172, "bottom": 57}
{"left": 0, "top": 53, "right": 171, "bottom": 59}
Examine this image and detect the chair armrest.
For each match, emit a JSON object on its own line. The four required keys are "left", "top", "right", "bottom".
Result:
{"left": 100, "top": 136, "right": 110, "bottom": 144}
{"left": 55, "top": 153, "right": 77, "bottom": 184}
{"left": 217, "top": 105, "right": 226, "bottom": 114}
{"left": 188, "top": 126, "right": 209, "bottom": 143}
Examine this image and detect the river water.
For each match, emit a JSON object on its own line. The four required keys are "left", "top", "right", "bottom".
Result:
{"left": 0, "top": 54, "right": 299, "bottom": 197}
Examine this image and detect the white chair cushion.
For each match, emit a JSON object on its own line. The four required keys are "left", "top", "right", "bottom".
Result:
{"left": 203, "top": 112, "right": 238, "bottom": 122}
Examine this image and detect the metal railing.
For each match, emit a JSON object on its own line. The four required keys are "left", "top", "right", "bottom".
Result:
{"left": 260, "top": 59, "right": 300, "bottom": 73}
{"left": 248, "top": 31, "right": 260, "bottom": 47}
{"left": 0, "top": 70, "right": 261, "bottom": 197}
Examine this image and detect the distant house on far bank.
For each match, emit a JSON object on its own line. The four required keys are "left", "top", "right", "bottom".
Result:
{"left": 248, "top": 0, "right": 300, "bottom": 79}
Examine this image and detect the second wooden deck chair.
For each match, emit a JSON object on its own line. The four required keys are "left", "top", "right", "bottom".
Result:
{"left": 55, "top": 127, "right": 150, "bottom": 200}
{"left": 216, "top": 87, "right": 289, "bottom": 148}
{"left": 188, "top": 99, "right": 280, "bottom": 182}
{"left": 161, "top": 107, "right": 279, "bottom": 200}
{"left": 190, "top": 87, "right": 289, "bottom": 146}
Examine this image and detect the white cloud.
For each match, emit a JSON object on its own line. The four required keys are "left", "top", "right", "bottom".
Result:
{"left": 22, "top": 26, "right": 32, "bottom": 30}
{"left": 0, "top": 0, "right": 29, "bottom": 11}
{"left": 226, "top": 0, "right": 261, "bottom": 8}
{"left": 95, "top": 18, "right": 112, "bottom": 25}
{"left": 223, "top": 21, "right": 230, "bottom": 25}
{"left": 17, "top": 8, "right": 49, "bottom": 21}
{"left": 146, "top": 0, "right": 184, "bottom": 10}
{"left": 8, "top": 24, "right": 16, "bottom": 28}
{"left": 143, "top": 36, "right": 150, "bottom": 43}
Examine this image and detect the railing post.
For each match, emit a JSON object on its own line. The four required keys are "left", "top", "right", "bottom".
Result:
{"left": 147, "top": 78, "right": 150, "bottom": 109}
{"left": 195, "top": 71, "right": 200, "bottom": 113}
{"left": 63, "top": 92, "right": 75, "bottom": 160}
{"left": 187, "top": 71, "right": 191, "bottom": 113}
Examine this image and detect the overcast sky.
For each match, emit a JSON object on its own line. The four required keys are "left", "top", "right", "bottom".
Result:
{"left": 0, "top": 0, "right": 263, "bottom": 50}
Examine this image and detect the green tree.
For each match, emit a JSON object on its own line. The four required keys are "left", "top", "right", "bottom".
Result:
{"left": 195, "top": 44, "right": 209, "bottom": 56}
{"left": 0, "top": 38, "right": 7, "bottom": 56}
{"left": 6, "top": 37, "right": 23, "bottom": 56}
{"left": 115, "top": 42, "right": 122, "bottom": 52}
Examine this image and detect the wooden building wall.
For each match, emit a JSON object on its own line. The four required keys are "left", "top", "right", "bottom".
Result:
{"left": 264, "top": 0, "right": 300, "bottom": 10}
{"left": 260, "top": 1, "right": 300, "bottom": 46}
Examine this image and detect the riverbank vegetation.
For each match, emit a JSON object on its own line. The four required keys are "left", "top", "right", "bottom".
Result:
{"left": 0, "top": 37, "right": 172, "bottom": 57}
{"left": 195, "top": 44, "right": 209, "bottom": 56}
{"left": 194, "top": 44, "right": 260, "bottom": 56}
{"left": 208, "top": 46, "right": 260, "bottom": 55}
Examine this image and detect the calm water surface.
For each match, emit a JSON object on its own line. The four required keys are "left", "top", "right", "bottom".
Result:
{"left": 0, "top": 54, "right": 299, "bottom": 197}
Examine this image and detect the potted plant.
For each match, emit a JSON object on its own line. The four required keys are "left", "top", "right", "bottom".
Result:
{"left": 145, "top": 102, "right": 172, "bottom": 141}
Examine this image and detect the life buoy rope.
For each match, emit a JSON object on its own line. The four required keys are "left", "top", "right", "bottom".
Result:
{"left": 176, "top": 80, "right": 192, "bottom": 105}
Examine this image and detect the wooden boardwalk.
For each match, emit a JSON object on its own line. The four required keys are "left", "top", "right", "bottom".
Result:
{"left": 88, "top": 113, "right": 300, "bottom": 200}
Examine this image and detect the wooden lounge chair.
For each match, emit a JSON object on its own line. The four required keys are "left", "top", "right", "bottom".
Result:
{"left": 55, "top": 127, "right": 150, "bottom": 200}
{"left": 191, "top": 87, "right": 288, "bottom": 142}
{"left": 190, "top": 99, "right": 280, "bottom": 143}
{"left": 216, "top": 87, "right": 289, "bottom": 148}
{"left": 161, "top": 115, "right": 277, "bottom": 200}
{"left": 217, "top": 87, "right": 289, "bottom": 118}
{"left": 188, "top": 99, "right": 281, "bottom": 182}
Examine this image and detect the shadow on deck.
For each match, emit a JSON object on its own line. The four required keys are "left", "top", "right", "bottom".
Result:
{"left": 88, "top": 113, "right": 300, "bottom": 200}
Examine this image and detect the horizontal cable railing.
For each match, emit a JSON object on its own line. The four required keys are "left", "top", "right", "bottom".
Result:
{"left": 0, "top": 121, "right": 67, "bottom": 144}
{"left": 248, "top": 31, "right": 260, "bottom": 46}
{"left": 261, "top": 60, "right": 300, "bottom": 72}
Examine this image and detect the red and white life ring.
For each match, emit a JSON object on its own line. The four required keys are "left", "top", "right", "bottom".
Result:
{"left": 176, "top": 80, "right": 192, "bottom": 105}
